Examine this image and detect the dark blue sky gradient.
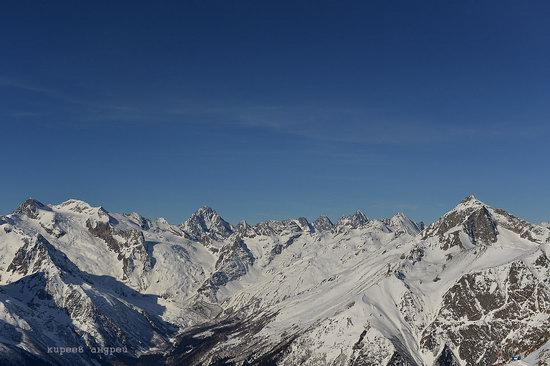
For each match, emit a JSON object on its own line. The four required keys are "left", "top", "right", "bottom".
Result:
{"left": 1, "top": 0, "right": 549, "bottom": 224}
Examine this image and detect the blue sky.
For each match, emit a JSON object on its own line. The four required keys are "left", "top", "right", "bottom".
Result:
{"left": 1, "top": 0, "right": 549, "bottom": 225}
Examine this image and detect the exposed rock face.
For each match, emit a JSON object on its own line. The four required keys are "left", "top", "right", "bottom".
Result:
{"left": 421, "top": 254, "right": 550, "bottom": 365}
{"left": 86, "top": 216, "right": 152, "bottom": 288}
{"left": 434, "top": 345, "right": 460, "bottom": 366}
{"left": 422, "top": 195, "right": 500, "bottom": 249}
{"left": 1, "top": 231, "right": 173, "bottom": 365}
{"left": 7, "top": 236, "right": 49, "bottom": 275}
{"left": 15, "top": 198, "right": 50, "bottom": 219}
{"left": 294, "top": 217, "right": 314, "bottom": 233}
{"left": 252, "top": 218, "right": 313, "bottom": 237}
{"left": 182, "top": 206, "right": 234, "bottom": 242}
{"left": 6, "top": 234, "right": 77, "bottom": 278}
{"left": 199, "top": 237, "right": 255, "bottom": 300}
{"left": 268, "top": 233, "right": 301, "bottom": 262}
{"left": 386, "top": 352, "right": 417, "bottom": 366}
{"left": 462, "top": 206, "right": 498, "bottom": 245}
{"left": 2, "top": 196, "right": 550, "bottom": 366}
{"left": 313, "top": 215, "right": 334, "bottom": 232}
{"left": 234, "top": 220, "right": 256, "bottom": 237}
{"left": 494, "top": 208, "right": 549, "bottom": 244}
{"left": 336, "top": 210, "right": 369, "bottom": 230}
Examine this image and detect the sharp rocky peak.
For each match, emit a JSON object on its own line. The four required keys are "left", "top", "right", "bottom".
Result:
{"left": 15, "top": 198, "right": 51, "bottom": 219}
{"left": 313, "top": 215, "right": 334, "bottom": 232}
{"left": 294, "top": 217, "right": 313, "bottom": 232}
{"left": 423, "top": 195, "right": 499, "bottom": 249}
{"left": 182, "top": 206, "right": 234, "bottom": 241}
{"left": 234, "top": 220, "right": 255, "bottom": 237}
{"left": 455, "top": 194, "right": 486, "bottom": 210}
{"left": 385, "top": 212, "right": 421, "bottom": 235}
{"left": 336, "top": 210, "right": 369, "bottom": 229}
{"left": 252, "top": 218, "right": 313, "bottom": 237}
{"left": 387, "top": 212, "right": 411, "bottom": 223}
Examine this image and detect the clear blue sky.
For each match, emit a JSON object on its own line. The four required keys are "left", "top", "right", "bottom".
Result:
{"left": 1, "top": 0, "right": 549, "bottom": 225}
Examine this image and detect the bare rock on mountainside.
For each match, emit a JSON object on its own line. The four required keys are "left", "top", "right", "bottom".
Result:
{"left": 1, "top": 195, "right": 550, "bottom": 365}
{"left": 181, "top": 206, "right": 234, "bottom": 242}
{"left": 313, "top": 215, "right": 335, "bottom": 232}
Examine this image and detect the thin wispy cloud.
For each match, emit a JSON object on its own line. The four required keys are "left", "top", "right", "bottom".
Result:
{"left": 0, "top": 76, "right": 139, "bottom": 121}
{"left": 0, "top": 76, "right": 86, "bottom": 105}
{"left": 1, "top": 76, "right": 546, "bottom": 148}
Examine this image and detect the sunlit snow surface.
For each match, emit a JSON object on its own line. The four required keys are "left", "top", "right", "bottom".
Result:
{"left": 1, "top": 196, "right": 550, "bottom": 365}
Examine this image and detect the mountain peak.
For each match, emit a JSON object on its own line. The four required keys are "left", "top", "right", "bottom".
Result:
{"left": 294, "top": 217, "right": 313, "bottom": 232}
{"left": 386, "top": 212, "right": 420, "bottom": 235}
{"left": 55, "top": 199, "right": 110, "bottom": 216}
{"left": 336, "top": 210, "right": 369, "bottom": 229}
{"left": 54, "top": 199, "right": 111, "bottom": 225}
{"left": 182, "top": 206, "right": 233, "bottom": 241}
{"left": 462, "top": 194, "right": 477, "bottom": 202}
{"left": 15, "top": 198, "right": 50, "bottom": 219}
{"left": 57, "top": 198, "right": 92, "bottom": 209}
{"left": 186, "top": 206, "right": 222, "bottom": 221}
{"left": 423, "top": 196, "right": 498, "bottom": 249}
{"left": 313, "top": 215, "right": 334, "bottom": 232}
{"left": 235, "top": 220, "right": 255, "bottom": 236}
{"left": 456, "top": 194, "right": 485, "bottom": 210}
{"left": 195, "top": 205, "right": 216, "bottom": 215}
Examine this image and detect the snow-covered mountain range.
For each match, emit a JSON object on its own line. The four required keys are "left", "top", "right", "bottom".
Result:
{"left": 1, "top": 196, "right": 549, "bottom": 365}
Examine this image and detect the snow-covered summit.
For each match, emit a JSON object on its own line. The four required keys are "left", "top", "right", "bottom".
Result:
{"left": 50, "top": 199, "right": 113, "bottom": 227}
{"left": 385, "top": 212, "right": 421, "bottom": 235}
{"left": 55, "top": 198, "right": 94, "bottom": 211}
{"left": 458, "top": 194, "right": 483, "bottom": 206}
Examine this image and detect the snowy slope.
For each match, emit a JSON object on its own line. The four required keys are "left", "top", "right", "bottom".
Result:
{"left": 1, "top": 196, "right": 550, "bottom": 365}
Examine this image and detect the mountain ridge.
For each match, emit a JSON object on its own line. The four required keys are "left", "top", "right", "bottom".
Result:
{"left": 1, "top": 196, "right": 550, "bottom": 365}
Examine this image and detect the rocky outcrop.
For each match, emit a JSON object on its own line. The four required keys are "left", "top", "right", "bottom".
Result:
{"left": 252, "top": 218, "right": 313, "bottom": 237}
{"left": 2, "top": 196, "right": 550, "bottom": 366}
{"left": 462, "top": 206, "right": 498, "bottom": 246}
{"left": 313, "top": 215, "right": 334, "bottom": 232}
{"left": 336, "top": 210, "right": 369, "bottom": 230}
{"left": 434, "top": 345, "right": 460, "bottom": 366}
{"left": 86, "top": 216, "right": 152, "bottom": 288}
{"left": 7, "top": 234, "right": 77, "bottom": 277}
{"left": 421, "top": 255, "right": 550, "bottom": 365}
{"left": 199, "top": 237, "right": 255, "bottom": 300}
{"left": 422, "top": 195, "right": 500, "bottom": 249}
{"left": 15, "top": 198, "right": 51, "bottom": 219}
{"left": 181, "top": 206, "right": 234, "bottom": 242}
